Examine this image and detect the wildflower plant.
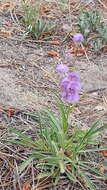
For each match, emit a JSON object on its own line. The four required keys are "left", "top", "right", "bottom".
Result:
{"left": 4, "top": 64, "right": 107, "bottom": 189}
{"left": 94, "top": 23, "right": 107, "bottom": 52}
{"left": 22, "top": 1, "right": 55, "bottom": 39}
{"left": 78, "top": 11, "right": 101, "bottom": 40}
{"left": 77, "top": 10, "right": 107, "bottom": 51}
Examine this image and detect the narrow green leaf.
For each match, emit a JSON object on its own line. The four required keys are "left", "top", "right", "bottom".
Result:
{"left": 75, "top": 119, "right": 101, "bottom": 152}
{"left": 54, "top": 171, "right": 60, "bottom": 184}
{"left": 37, "top": 172, "right": 52, "bottom": 179}
{"left": 65, "top": 170, "right": 77, "bottom": 182}
{"left": 19, "top": 156, "right": 35, "bottom": 173}
{"left": 80, "top": 172, "right": 96, "bottom": 190}
{"left": 41, "top": 108, "right": 61, "bottom": 131}
{"left": 3, "top": 139, "right": 35, "bottom": 148}
{"left": 80, "top": 162, "right": 107, "bottom": 179}
{"left": 79, "top": 147, "right": 107, "bottom": 153}
{"left": 91, "top": 124, "right": 107, "bottom": 135}
{"left": 5, "top": 126, "right": 38, "bottom": 147}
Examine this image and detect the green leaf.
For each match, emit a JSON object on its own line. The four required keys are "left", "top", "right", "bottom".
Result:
{"left": 37, "top": 172, "right": 52, "bottom": 179}
{"left": 6, "top": 126, "right": 38, "bottom": 147}
{"left": 19, "top": 156, "right": 35, "bottom": 173}
{"left": 80, "top": 172, "right": 96, "bottom": 190}
{"left": 3, "top": 139, "right": 32, "bottom": 147}
{"left": 23, "top": 112, "right": 39, "bottom": 120}
{"left": 65, "top": 170, "right": 77, "bottom": 182}
{"left": 79, "top": 162, "right": 107, "bottom": 179}
{"left": 54, "top": 170, "right": 60, "bottom": 184}
{"left": 79, "top": 147, "right": 107, "bottom": 153}
{"left": 75, "top": 119, "right": 101, "bottom": 152}
{"left": 41, "top": 108, "right": 61, "bottom": 131}
{"left": 91, "top": 123, "right": 107, "bottom": 135}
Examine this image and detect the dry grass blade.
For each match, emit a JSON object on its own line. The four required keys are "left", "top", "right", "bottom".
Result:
{"left": 34, "top": 181, "right": 64, "bottom": 190}
{"left": 0, "top": 151, "right": 15, "bottom": 158}
{"left": 0, "top": 1, "right": 16, "bottom": 12}
{"left": 97, "top": 0, "right": 107, "bottom": 9}
{"left": 102, "top": 95, "right": 107, "bottom": 111}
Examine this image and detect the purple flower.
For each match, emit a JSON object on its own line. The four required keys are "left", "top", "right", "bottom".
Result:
{"left": 61, "top": 87, "right": 80, "bottom": 103}
{"left": 60, "top": 72, "right": 81, "bottom": 103}
{"left": 68, "top": 72, "right": 80, "bottom": 82}
{"left": 67, "top": 81, "right": 81, "bottom": 91}
{"left": 72, "top": 33, "right": 84, "bottom": 43}
{"left": 56, "top": 64, "right": 69, "bottom": 74}
{"left": 66, "top": 90, "right": 80, "bottom": 103}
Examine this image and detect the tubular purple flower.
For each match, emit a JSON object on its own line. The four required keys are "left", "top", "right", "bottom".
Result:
{"left": 56, "top": 64, "right": 69, "bottom": 74}
{"left": 61, "top": 88, "right": 80, "bottom": 103}
{"left": 72, "top": 33, "right": 84, "bottom": 43}
{"left": 66, "top": 90, "right": 80, "bottom": 103}
{"left": 68, "top": 72, "right": 80, "bottom": 81}
{"left": 60, "top": 72, "right": 81, "bottom": 103}
{"left": 67, "top": 81, "right": 81, "bottom": 91}
{"left": 60, "top": 77, "right": 70, "bottom": 88}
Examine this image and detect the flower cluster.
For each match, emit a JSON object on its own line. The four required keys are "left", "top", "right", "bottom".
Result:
{"left": 56, "top": 64, "right": 81, "bottom": 103}
{"left": 60, "top": 72, "right": 81, "bottom": 103}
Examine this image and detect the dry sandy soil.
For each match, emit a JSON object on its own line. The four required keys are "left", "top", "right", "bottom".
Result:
{"left": 0, "top": 0, "right": 107, "bottom": 189}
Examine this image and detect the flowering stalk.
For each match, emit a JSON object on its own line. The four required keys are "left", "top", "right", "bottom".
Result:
{"left": 56, "top": 64, "right": 81, "bottom": 134}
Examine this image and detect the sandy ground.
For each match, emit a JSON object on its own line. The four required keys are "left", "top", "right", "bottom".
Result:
{"left": 0, "top": 0, "right": 107, "bottom": 189}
